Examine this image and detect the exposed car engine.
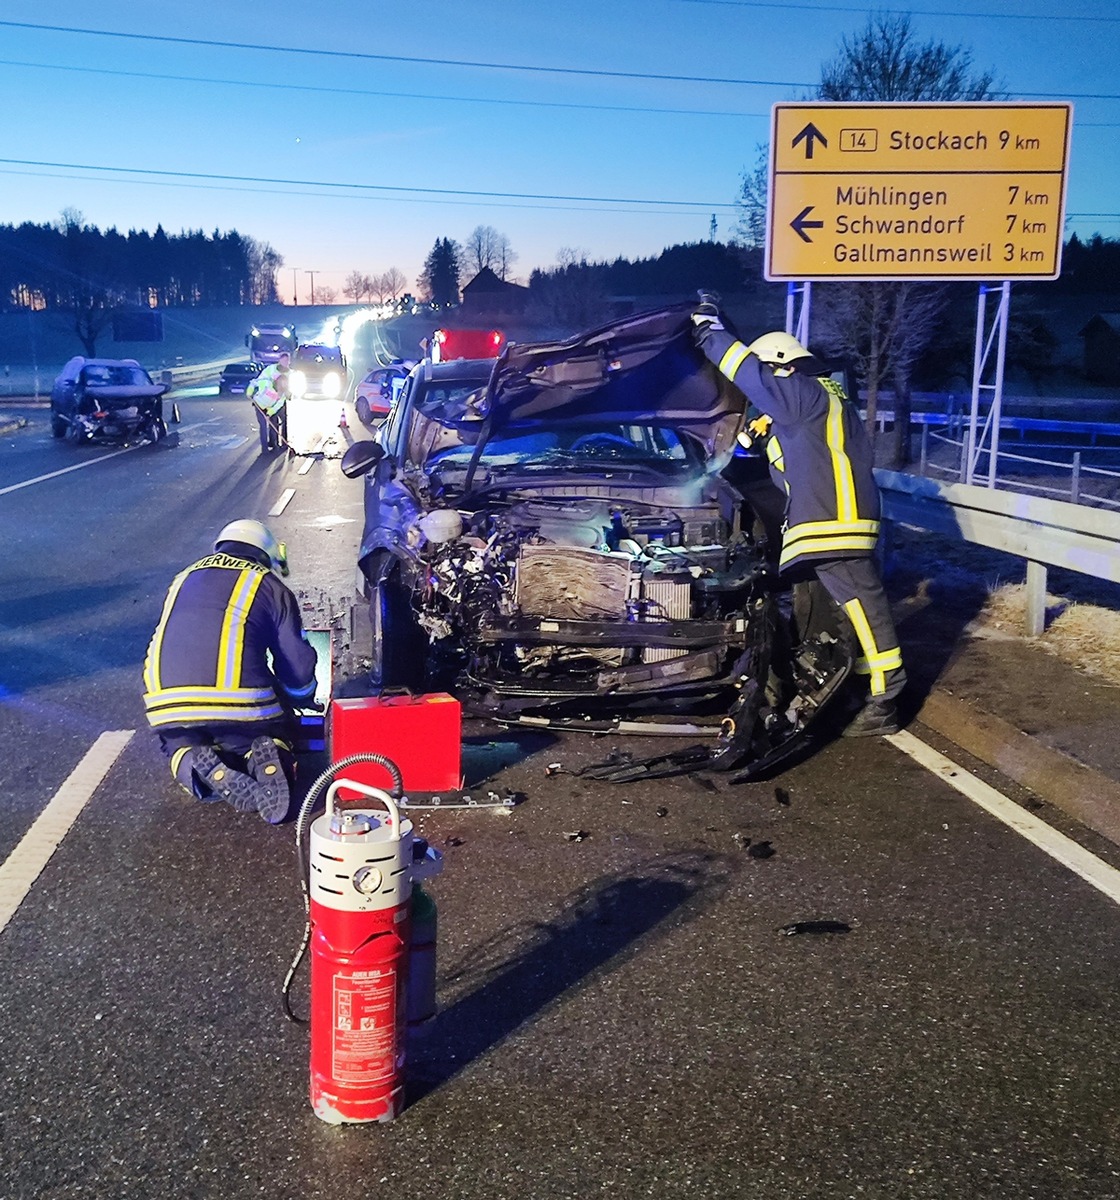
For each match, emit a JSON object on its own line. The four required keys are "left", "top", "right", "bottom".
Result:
{"left": 408, "top": 495, "right": 765, "bottom": 695}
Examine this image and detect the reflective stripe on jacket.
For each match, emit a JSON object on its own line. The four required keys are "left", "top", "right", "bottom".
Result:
{"left": 143, "top": 552, "right": 317, "bottom": 728}
{"left": 700, "top": 331, "right": 880, "bottom": 571}
{"left": 247, "top": 364, "right": 287, "bottom": 416}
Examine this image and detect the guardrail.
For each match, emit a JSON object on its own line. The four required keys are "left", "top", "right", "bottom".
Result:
{"left": 160, "top": 358, "right": 229, "bottom": 388}
{"left": 876, "top": 468, "right": 1120, "bottom": 635}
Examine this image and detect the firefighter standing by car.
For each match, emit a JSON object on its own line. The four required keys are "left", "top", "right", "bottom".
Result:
{"left": 246, "top": 350, "right": 290, "bottom": 453}
{"left": 142, "top": 519, "right": 318, "bottom": 821}
{"left": 692, "top": 302, "right": 905, "bottom": 736}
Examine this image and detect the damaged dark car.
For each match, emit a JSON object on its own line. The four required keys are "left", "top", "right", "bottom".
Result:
{"left": 342, "top": 304, "right": 854, "bottom": 779}
{"left": 51, "top": 357, "right": 173, "bottom": 445}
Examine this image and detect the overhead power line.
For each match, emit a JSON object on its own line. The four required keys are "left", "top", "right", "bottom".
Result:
{"left": 0, "top": 59, "right": 771, "bottom": 120}
{"left": 680, "top": 0, "right": 1120, "bottom": 22}
{"left": 1, "top": 160, "right": 1115, "bottom": 225}
{"left": 3, "top": 19, "right": 1118, "bottom": 100}
{"left": 0, "top": 20, "right": 805, "bottom": 89}
{"left": 0, "top": 156, "right": 743, "bottom": 211}
{"left": 3, "top": 58, "right": 1119, "bottom": 125}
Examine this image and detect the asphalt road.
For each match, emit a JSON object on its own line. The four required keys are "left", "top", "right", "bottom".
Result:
{"left": 1, "top": 391, "right": 1118, "bottom": 1200}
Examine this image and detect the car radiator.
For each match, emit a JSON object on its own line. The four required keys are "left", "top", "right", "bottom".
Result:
{"left": 640, "top": 574, "right": 691, "bottom": 663}
{"left": 515, "top": 544, "right": 692, "bottom": 663}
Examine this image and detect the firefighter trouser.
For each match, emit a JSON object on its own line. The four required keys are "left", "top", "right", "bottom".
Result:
{"left": 159, "top": 720, "right": 296, "bottom": 800}
{"left": 813, "top": 557, "right": 906, "bottom": 701}
{"left": 254, "top": 404, "right": 287, "bottom": 452}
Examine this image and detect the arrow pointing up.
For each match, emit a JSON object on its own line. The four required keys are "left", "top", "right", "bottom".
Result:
{"left": 790, "top": 206, "right": 824, "bottom": 243}
{"left": 791, "top": 123, "right": 828, "bottom": 160}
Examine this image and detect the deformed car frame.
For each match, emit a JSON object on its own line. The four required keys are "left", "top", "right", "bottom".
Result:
{"left": 342, "top": 303, "right": 854, "bottom": 779}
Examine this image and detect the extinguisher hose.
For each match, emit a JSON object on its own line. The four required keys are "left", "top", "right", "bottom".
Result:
{"left": 281, "top": 753, "right": 405, "bottom": 1024}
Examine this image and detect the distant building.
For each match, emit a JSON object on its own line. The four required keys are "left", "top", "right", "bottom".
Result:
{"left": 460, "top": 268, "right": 530, "bottom": 319}
{"left": 1079, "top": 313, "right": 1120, "bottom": 384}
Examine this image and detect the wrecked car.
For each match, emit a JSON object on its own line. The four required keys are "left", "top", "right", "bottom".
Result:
{"left": 341, "top": 303, "right": 854, "bottom": 778}
{"left": 51, "top": 357, "right": 174, "bottom": 445}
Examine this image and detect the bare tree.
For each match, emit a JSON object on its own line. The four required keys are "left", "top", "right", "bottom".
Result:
{"left": 316, "top": 286, "right": 337, "bottom": 304}
{"left": 52, "top": 209, "right": 122, "bottom": 356}
{"left": 494, "top": 234, "right": 517, "bottom": 281}
{"left": 735, "top": 146, "right": 769, "bottom": 251}
{"left": 367, "top": 271, "right": 387, "bottom": 304}
{"left": 811, "top": 13, "right": 1003, "bottom": 465}
{"left": 464, "top": 225, "right": 500, "bottom": 276}
{"left": 343, "top": 270, "right": 367, "bottom": 303}
{"left": 382, "top": 266, "right": 406, "bottom": 300}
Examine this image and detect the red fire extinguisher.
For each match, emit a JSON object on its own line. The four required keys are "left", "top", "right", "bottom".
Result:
{"left": 308, "top": 779, "right": 414, "bottom": 1124}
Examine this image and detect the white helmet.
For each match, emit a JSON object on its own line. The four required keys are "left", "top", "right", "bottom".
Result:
{"left": 215, "top": 519, "right": 289, "bottom": 576}
{"left": 745, "top": 331, "right": 814, "bottom": 367}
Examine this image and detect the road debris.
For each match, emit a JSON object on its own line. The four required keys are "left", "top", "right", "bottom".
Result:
{"left": 778, "top": 920, "right": 852, "bottom": 936}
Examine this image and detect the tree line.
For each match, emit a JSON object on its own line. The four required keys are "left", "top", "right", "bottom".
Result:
{"left": 1, "top": 209, "right": 282, "bottom": 353}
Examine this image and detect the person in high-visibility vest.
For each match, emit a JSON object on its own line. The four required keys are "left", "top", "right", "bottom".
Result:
{"left": 692, "top": 303, "right": 905, "bottom": 737}
{"left": 246, "top": 351, "right": 290, "bottom": 453}
{"left": 143, "top": 519, "right": 318, "bottom": 821}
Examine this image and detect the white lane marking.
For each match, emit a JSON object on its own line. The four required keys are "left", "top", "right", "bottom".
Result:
{"left": 0, "top": 444, "right": 139, "bottom": 495}
{"left": 298, "top": 458, "right": 315, "bottom": 476}
{"left": 888, "top": 728, "right": 1120, "bottom": 907}
{"left": 0, "top": 730, "right": 134, "bottom": 935}
{"left": 270, "top": 487, "right": 296, "bottom": 516}
{"left": 0, "top": 420, "right": 219, "bottom": 497}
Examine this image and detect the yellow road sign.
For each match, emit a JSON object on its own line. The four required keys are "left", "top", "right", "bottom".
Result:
{"left": 766, "top": 102, "right": 1073, "bottom": 282}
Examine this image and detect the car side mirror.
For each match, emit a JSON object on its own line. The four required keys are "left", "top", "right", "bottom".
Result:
{"left": 340, "top": 440, "right": 386, "bottom": 479}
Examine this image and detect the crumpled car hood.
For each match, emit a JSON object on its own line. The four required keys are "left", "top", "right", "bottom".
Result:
{"left": 403, "top": 304, "right": 747, "bottom": 480}
{"left": 484, "top": 303, "right": 741, "bottom": 430}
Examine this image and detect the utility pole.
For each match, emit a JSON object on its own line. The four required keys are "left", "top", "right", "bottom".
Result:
{"left": 291, "top": 268, "right": 299, "bottom": 306}
{"left": 304, "top": 270, "right": 318, "bottom": 306}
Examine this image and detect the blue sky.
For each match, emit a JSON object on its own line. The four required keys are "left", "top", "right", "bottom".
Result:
{"left": 1, "top": 1, "right": 1116, "bottom": 300}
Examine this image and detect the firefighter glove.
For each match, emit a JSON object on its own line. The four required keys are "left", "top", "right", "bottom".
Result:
{"left": 691, "top": 307, "right": 724, "bottom": 345}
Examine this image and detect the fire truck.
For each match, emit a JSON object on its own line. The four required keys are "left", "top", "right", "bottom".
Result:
{"left": 428, "top": 328, "right": 505, "bottom": 363}
{"left": 247, "top": 323, "right": 298, "bottom": 365}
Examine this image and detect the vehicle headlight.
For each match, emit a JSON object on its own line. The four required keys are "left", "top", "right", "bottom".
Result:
{"left": 289, "top": 370, "right": 307, "bottom": 398}
{"left": 323, "top": 372, "right": 342, "bottom": 398}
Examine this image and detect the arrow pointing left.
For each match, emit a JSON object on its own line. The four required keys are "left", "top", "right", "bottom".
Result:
{"left": 790, "top": 206, "right": 825, "bottom": 243}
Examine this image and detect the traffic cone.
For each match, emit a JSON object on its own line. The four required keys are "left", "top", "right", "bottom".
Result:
{"left": 339, "top": 405, "right": 348, "bottom": 429}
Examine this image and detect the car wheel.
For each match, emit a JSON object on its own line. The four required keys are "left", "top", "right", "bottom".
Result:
{"left": 369, "top": 575, "right": 426, "bottom": 691}
{"left": 355, "top": 396, "right": 373, "bottom": 426}
{"left": 51, "top": 411, "right": 67, "bottom": 438}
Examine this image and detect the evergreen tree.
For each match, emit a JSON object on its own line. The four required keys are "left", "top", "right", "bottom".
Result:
{"left": 419, "top": 238, "right": 463, "bottom": 307}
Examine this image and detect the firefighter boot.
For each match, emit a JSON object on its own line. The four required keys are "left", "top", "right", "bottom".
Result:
{"left": 843, "top": 698, "right": 900, "bottom": 738}
{"left": 191, "top": 746, "right": 265, "bottom": 812}
{"left": 247, "top": 736, "right": 292, "bottom": 824}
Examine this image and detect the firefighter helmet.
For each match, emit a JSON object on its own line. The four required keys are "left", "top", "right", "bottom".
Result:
{"left": 745, "top": 331, "right": 814, "bottom": 367}
{"left": 215, "top": 519, "right": 289, "bottom": 576}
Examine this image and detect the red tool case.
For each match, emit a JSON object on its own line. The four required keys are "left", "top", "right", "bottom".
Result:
{"left": 329, "top": 693, "right": 463, "bottom": 793}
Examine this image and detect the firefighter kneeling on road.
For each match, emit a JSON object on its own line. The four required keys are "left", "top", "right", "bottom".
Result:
{"left": 142, "top": 519, "right": 319, "bottom": 821}
{"left": 246, "top": 351, "right": 290, "bottom": 453}
{"left": 692, "top": 302, "right": 906, "bottom": 737}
